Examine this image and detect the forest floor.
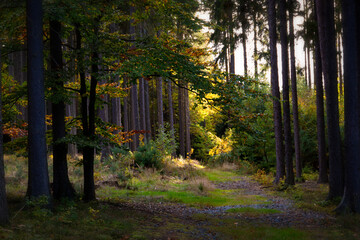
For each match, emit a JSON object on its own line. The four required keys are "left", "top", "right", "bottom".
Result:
{"left": 1, "top": 156, "right": 360, "bottom": 239}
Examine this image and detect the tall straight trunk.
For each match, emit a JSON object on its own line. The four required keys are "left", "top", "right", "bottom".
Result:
{"left": 307, "top": 47, "right": 312, "bottom": 88}
{"left": 289, "top": 0, "right": 302, "bottom": 180}
{"left": 316, "top": 0, "right": 344, "bottom": 200}
{"left": 279, "top": 0, "right": 294, "bottom": 185}
{"left": 139, "top": 78, "right": 146, "bottom": 135}
{"left": 253, "top": 12, "right": 258, "bottom": 77}
{"left": 82, "top": 48, "right": 99, "bottom": 202}
{"left": 178, "top": 84, "right": 185, "bottom": 157}
{"left": 26, "top": 0, "right": 51, "bottom": 200}
{"left": 304, "top": 46, "right": 308, "bottom": 87}
{"left": 156, "top": 77, "right": 164, "bottom": 128}
{"left": 268, "top": 0, "right": 285, "bottom": 183}
{"left": 337, "top": 0, "right": 360, "bottom": 213}
{"left": 314, "top": 3, "right": 328, "bottom": 184}
{"left": 130, "top": 81, "right": 140, "bottom": 151}
{"left": 0, "top": 45, "right": 9, "bottom": 225}
{"left": 99, "top": 88, "right": 110, "bottom": 161}
{"left": 242, "top": 28, "right": 248, "bottom": 76}
{"left": 144, "top": 80, "right": 151, "bottom": 140}
{"left": 184, "top": 83, "right": 191, "bottom": 156}
{"left": 123, "top": 78, "right": 129, "bottom": 134}
{"left": 111, "top": 96, "right": 122, "bottom": 129}
{"left": 167, "top": 80, "right": 175, "bottom": 155}
{"left": 50, "top": 20, "right": 75, "bottom": 200}
{"left": 338, "top": 35, "right": 343, "bottom": 96}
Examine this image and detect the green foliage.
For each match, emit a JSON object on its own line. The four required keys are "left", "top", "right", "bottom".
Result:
{"left": 153, "top": 125, "right": 177, "bottom": 158}
{"left": 191, "top": 124, "right": 215, "bottom": 162}
{"left": 134, "top": 142, "right": 163, "bottom": 169}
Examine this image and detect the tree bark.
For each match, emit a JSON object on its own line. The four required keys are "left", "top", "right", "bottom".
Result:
{"left": 279, "top": 0, "right": 294, "bottom": 185}
{"left": 242, "top": 28, "right": 247, "bottom": 76}
{"left": 314, "top": 3, "right": 328, "bottom": 184}
{"left": 168, "top": 80, "right": 175, "bottom": 155}
{"left": 139, "top": 78, "right": 146, "bottom": 137}
{"left": 268, "top": 0, "right": 285, "bottom": 184}
{"left": 336, "top": 0, "right": 360, "bottom": 213}
{"left": 178, "top": 83, "right": 185, "bottom": 158}
{"left": 130, "top": 81, "right": 140, "bottom": 151}
{"left": 316, "top": 0, "right": 344, "bottom": 200}
{"left": 26, "top": 0, "right": 51, "bottom": 201}
{"left": 253, "top": 12, "right": 258, "bottom": 77}
{"left": 289, "top": 0, "right": 302, "bottom": 180}
{"left": 156, "top": 77, "right": 164, "bottom": 128}
{"left": 144, "top": 80, "right": 151, "bottom": 141}
{"left": 0, "top": 45, "right": 9, "bottom": 225}
{"left": 50, "top": 19, "right": 75, "bottom": 200}
{"left": 184, "top": 83, "right": 191, "bottom": 157}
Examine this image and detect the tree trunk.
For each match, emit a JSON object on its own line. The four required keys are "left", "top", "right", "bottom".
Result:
{"left": 307, "top": 47, "right": 312, "bottom": 88}
{"left": 314, "top": 3, "right": 328, "bottom": 184}
{"left": 157, "top": 77, "right": 164, "bottom": 128}
{"left": 130, "top": 81, "right": 140, "bottom": 151}
{"left": 184, "top": 83, "right": 191, "bottom": 157}
{"left": 316, "top": 0, "right": 344, "bottom": 200}
{"left": 268, "top": 0, "right": 285, "bottom": 184}
{"left": 253, "top": 12, "right": 258, "bottom": 77}
{"left": 289, "top": 0, "right": 302, "bottom": 181}
{"left": 139, "top": 78, "right": 146, "bottom": 138}
{"left": 178, "top": 83, "right": 185, "bottom": 158}
{"left": 26, "top": 0, "right": 51, "bottom": 201}
{"left": 279, "top": 0, "right": 294, "bottom": 185}
{"left": 123, "top": 78, "right": 129, "bottom": 135}
{"left": 336, "top": 0, "right": 360, "bottom": 213}
{"left": 242, "top": 27, "right": 248, "bottom": 76}
{"left": 144, "top": 80, "right": 151, "bottom": 141}
{"left": 168, "top": 80, "right": 175, "bottom": 155}
{"left": 0, "top": 45, "right": 9, "bottom": 225}
{"left": 50, "top": 19, "right": 75, "bottom": 200}
{"left": 338, "top": 35, "right": 343, "bottom": 96}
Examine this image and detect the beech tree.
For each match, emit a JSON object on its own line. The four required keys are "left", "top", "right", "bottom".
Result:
{"left": 26, "top": 0, "right": 51, "bottom": 201}
{"left": 49, "top": 16, "right": 75, "bottom": 200}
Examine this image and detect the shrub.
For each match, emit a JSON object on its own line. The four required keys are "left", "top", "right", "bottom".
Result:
{"left": 133, "top": 142, "right": 163, "bottom": 169}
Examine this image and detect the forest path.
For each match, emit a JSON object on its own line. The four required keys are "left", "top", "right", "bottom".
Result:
{"left": 102, "top": 169, "right": 339, "bottom": 239}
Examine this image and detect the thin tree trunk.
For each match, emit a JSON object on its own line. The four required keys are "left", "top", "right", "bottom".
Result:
{"left": 279, "top": 0, "right": 294, "bottom": 185}
{"left": 178, "top": 84, "right": 185, "bottom": 158}
{"left": 338, "top": 35, "right": 343, "bottom": 96}
{"left": 50, "top": 19, "right": 75, "bottom": 200}
{"left": 130, "top": 81, "right": 140, "bottom": 151}
{"left": 307, "top": 47, "right": 312, "bottom": 88}
{"left": 268, "top": 0, "right": 285, "bottom": 184}
{"left": 139, "top": 78, "right": 146, "bottom": 137}
{"left": 157, "top": 77, "right": 164, "bottom": 128}
{"left": 314, "top": 3, "right": 328, "bottom": 184}
{"left": 168, "top": 80, "right": 175, "bottom": 156}
{"left": 144, "top": 80, "right": 151, "bottom": 141}
{"left": 0, "top": 45, "right": 9, "bottom": 225}
{"left": 242, "top": 28, "right": 248, "bottom": 76}
{"left": 289, "top": 0, "right": 302, "bottom": 180}
{"left": 253, "top": 12, "right": 258, "bottom": 77}
{"left": 184, "top": 83, "right": 191, "bottom": 157}
{"left": 26, "top": 0, "right": 51, "bottom": 200}
{"left": 123, "top": 78, "right": 129, "bottom": 135}
{"left": 316, "top": 0, "right": 344, "bottom": 200}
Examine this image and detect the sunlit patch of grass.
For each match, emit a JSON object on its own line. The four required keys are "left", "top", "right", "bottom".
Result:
{"left": 97, "top": 186, "right": 269, "bottom": 208}
{"left": 203, "top": 169, "right": 241, "bottom": 182}
{"left": 226, "top": 207, "right": 281, "bottom": 215}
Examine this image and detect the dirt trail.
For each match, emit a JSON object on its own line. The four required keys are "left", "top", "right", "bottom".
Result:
{"left": 105, "top": 175, "right": 336, "bottom": 229}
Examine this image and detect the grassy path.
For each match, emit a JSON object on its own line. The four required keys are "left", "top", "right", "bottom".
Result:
{"left": 1, "top": 159, "right": 359, "bottom": 239}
